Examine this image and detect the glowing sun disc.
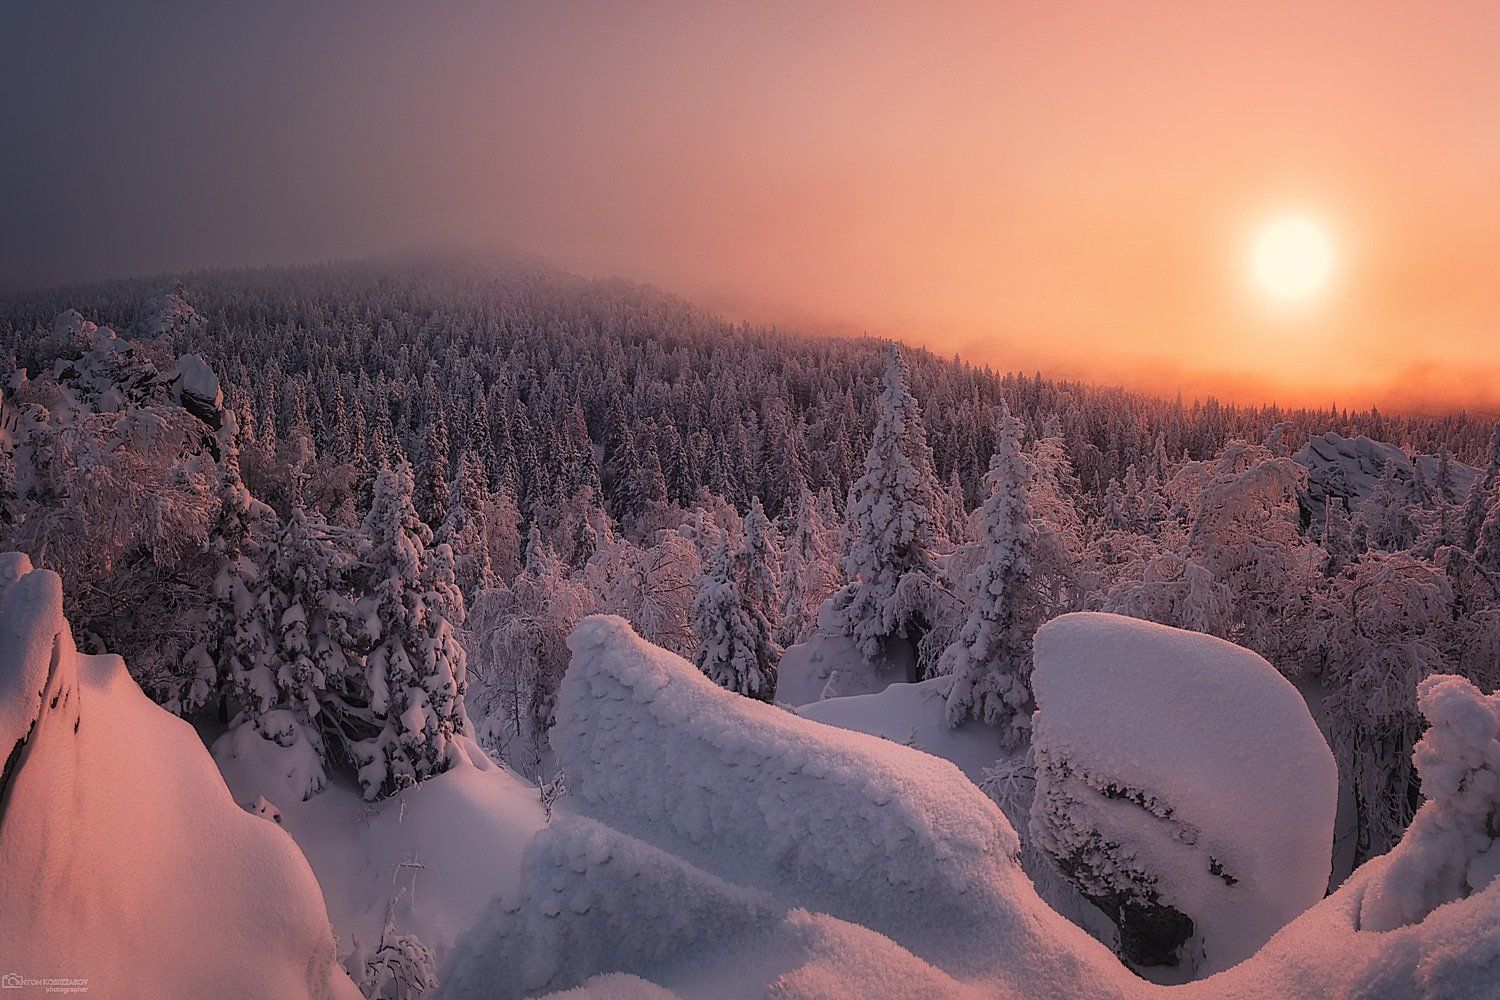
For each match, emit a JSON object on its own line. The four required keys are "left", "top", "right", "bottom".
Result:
{"left": 1251, "top": 216, "right": 1334, "bottom": 302}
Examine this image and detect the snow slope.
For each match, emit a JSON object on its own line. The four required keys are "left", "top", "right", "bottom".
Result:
{"left": 776, "top": 601, "right": 917, "bottom": 707}
{"left": 0, "top": 554, "right": 357, "bottom": 999}
{"left": 795, "top": 674, "right": 1007, "bottom": 783}
{"left": 216, "top": 725, "right": 547, "bottom": 974}
{"left": 1031, "top": 612, "right": 1338, "bottom": 976}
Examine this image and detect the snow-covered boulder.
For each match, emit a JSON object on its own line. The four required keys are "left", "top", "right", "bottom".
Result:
{"left": 1030, "top": 612, "right": 1338, "bottom": 977}
{"left": 168, "top": 353, "right": 224, "bottom": 429}
{"left": 0, "top": 554, "right": 357, "bottom": 999}
{"left": 545, "top": 615, "right": 1127, "bottom": 989}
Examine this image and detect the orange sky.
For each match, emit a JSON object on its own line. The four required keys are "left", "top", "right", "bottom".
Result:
{"left": 5, "top": 2, "right": 1498, "bottom": 411}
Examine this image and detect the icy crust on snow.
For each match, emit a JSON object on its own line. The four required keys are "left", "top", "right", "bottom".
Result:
{"left": 0, "top": 556, "right": 356, "bottom": 999}
{"left": 551, "top": 615, "right": 1126, "bottom": 986}
{"left": 1031, "top": 612, "right": 1338, "bottom": 975}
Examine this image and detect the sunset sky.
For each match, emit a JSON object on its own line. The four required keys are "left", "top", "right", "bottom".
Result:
{"left": 3, "top": 2, "right": 1498, "bottom": 411}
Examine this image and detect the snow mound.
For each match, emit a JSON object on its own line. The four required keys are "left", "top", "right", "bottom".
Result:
{"left": 0, "top": 555, "right": 356, "bottom": 999}
{"left": 1031, "top": 612, "right": 1338, "bottom": 976}
{"left": 1294, "top": 432, "right": 1477, "bottom": 511}
{"left": 796, "top": 674, "right": 1006, "bottom": 783}
{"left": 552, "top": 615, "right": 1125, "bottom": 986}
{"left": 1358, "top": 674, "right": 1500, "bottom": 932}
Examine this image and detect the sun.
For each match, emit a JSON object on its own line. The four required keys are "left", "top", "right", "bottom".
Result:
{"left": 1250, "top": 215, "right": 1335, "bottom": 303}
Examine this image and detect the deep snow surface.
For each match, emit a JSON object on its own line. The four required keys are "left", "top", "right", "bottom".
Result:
{"left": 0, "top": 555, "right": 357, "bottom": 999}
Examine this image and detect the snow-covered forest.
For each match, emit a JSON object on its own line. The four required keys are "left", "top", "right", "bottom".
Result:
{"left": 2, "top": 259, "right": 1498, "bottom": 998}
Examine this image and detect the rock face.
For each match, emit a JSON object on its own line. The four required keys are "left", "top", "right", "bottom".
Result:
{"left": 45, "top": 309, "right": 225, "bottom": 435}
{"left": 1029, "top": 612, "right": 1338, "bottom": 977}
{"left": 1293, "top": 432, "right": 1477, "bottom": 514}
{"left": 169, "top": 353, "right": 224, "bottom": 430}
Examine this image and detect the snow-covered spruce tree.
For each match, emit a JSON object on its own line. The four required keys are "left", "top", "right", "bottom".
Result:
{"left": 939, "top": 401, "right": 1044, "bottom": 747}
{"left": 414, "top": 407, "right": 450, "bottom": 528}
{"left": 1459, "top": 454, "right": 1494, "bottom": 552}
{"left": 1475, "top": 491, "right": 1500, "bottom": 577}
{"left": 838, "top": 346, "right": 940, "bottom": 664}
{"left": 1359, "top": 672, "right": 1500, "bottom": 932}
{"left": 1360, "top": 461, "right": 1419, "bottom": 552}
{"left": 436, "top": 450, "right": 497, "bottom": 599}
{"left": 693, "top": 538, "right": 777, "bottom": 701}
{"left": 778, "top": 487, "right": 840, "bottom": 646}
{"left": 190, "top": 445, "right": 283, "bottom": 721}
{"left": 736, "top": 497, "right": 782, "bottom": 633}
{"left": 1320, "top": 551, "right": 1455, "bottom": 861}
{"left": 258, "top": 503, "right": 363, "bottom": 799}
{"left": 1186, "top": 443, "right": 1324, "bottom": 675}
{"left": 1322, "top": 496, "right": 1358, "bottom": 576}
{"left": 351, "top": 465, "right": 468, "bottom": 800}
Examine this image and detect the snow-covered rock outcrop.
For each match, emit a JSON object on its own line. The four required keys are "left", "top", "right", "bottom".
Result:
{"left": 0, "top": 553, "right": 357, "bottom": 999}
{"left": 1030, "top": 612, "right": 1338, "bottom": 977}
{"left": 1294, "top": 432, "right": 1477, "bottom": 513}
{"left": 474, "top": 613, "right": 1128, "bottom": 996}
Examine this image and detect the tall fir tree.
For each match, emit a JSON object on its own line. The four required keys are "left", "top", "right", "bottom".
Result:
{"left": 939, "top": 401, "right": 1041, "bottom": 748}
{"left": 839, "top": 346, "right": 940, "bottom": 663}
{"left": 693, "top": 538, "right": 778, "bottom": 701}
{"left": 352, "top": 465, "right": 468, "bottom": 800}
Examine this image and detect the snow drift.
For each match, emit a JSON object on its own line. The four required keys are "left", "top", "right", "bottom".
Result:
{"left": 775, "top": 599, "right": 918, "bottom": 708}
{"left": 1030, "top": 612, "right": 1339, "bottom": 976}
{"left": 215, "top": 724, "right": 547, "bottom": 976}
{"left": 0, "top": 554, "right": 357, "bottom": 998}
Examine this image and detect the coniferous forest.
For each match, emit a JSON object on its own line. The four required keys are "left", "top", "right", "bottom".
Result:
{"left": 3, "top": 259, "right": 1499, "bottom": 995}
